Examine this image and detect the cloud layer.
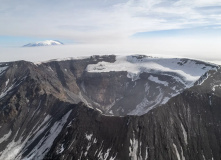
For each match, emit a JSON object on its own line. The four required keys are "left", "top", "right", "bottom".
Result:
{"left": 1, "top": 0, "right": 221, "bottom": 43}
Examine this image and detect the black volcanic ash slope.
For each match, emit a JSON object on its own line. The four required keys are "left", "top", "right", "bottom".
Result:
{"left": 45, "top": 69, "right": 221, "bottom": 160}
{"left": 0, "top": 56, "right": 220, "bottom": 160}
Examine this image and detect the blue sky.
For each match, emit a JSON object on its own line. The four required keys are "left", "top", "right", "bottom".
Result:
{"left": 0, "top": 0, "right": 221, "bottom": 62}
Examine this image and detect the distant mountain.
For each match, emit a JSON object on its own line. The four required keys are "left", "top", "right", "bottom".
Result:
{"left": 23, "top": 40, "right": 63, "bottom": 47}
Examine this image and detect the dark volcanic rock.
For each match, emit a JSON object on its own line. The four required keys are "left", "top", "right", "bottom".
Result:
{"left": 45, "top": 83, "right": 221, "bottom": 160}
{"left": 0, "top": 56, "right": 220, "bottom": 160}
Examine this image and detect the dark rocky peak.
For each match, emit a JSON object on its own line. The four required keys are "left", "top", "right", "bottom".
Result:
{"left": 44, "top": 80, "right": 221, "bottom": 160}
{"left": 0, "top": 55, "right": 221, "bottom": 160}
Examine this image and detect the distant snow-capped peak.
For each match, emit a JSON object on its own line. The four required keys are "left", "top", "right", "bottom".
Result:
{"left": 23, "top": 40, "right": 63, "bottom": 47}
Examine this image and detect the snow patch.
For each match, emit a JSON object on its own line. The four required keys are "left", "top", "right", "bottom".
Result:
{"left": 84, "top": 141, "right": 92, "bottom": 156}
{"left": 212, "top": 84, "right": 221, "bottom": 92}
{"left": 129, "top": 132, "right": 139, "bottom": 160}
{"left": 173, "top": 143, "right": 185, "bottom": 160}
{"left": 85, "top": 133, "right": 93, "bottom": 141}
{"left": 181, "top": 123, "right": 188, "bottom": 145}
{"left": 56, "top": 144, "right": 65, "bottom": 154}
{"left": 145, "top": 146, "right": 148, "bottom": 159}
{"left": 0, "top": 66, "right": 8, "bottom": 75}
{"left": 0, "top": 84, "right": 15, "bottom": 99}
{"left": 109, "top": 110, "right": 113, "bottom": 114}
{"left": 48, "top": 66, "right": 54, "bottom": 72}
{"left": 202, "top": 151, "right": 206, "bottom": 160}
{"left": 23, "top": 110, "right": 72, "bottom": 160}
{"left": 5, "top": 79, "right": 9, "bottom": 87}
{"left": 0, "top": 129, "right": 27, "bottom": 160}
{"left": 96, "top": 108, "right": 103, "bottom": 113}
{"left": 173, "top": 143, "right": 181, "bottom": 160}
{"left": 0, "top": 76, "right": 26, "bottom": 100}
{"left": 197, "top": 73, "right": 209, "bottom": 85}
{"left": 148, "top": 75, "right": 168, "bottom": 86}
{"left": 97, "top": 147, "right": 113, "bottom": 160}
{"left": 104, "top": 148, "right": 111, "bottom": 160}
{"left": 0, "top": 130, "right": 12, "bottom": 144}
{"left": 93, "top": 138, "right": 97, "bottom": 144}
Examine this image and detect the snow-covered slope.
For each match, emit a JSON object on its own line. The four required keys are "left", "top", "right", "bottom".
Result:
{"left": 23, "top": 40, "right": 63, "bottom": 47}
{"left": 86, "top": 55, "right": 215, "bottom": 87}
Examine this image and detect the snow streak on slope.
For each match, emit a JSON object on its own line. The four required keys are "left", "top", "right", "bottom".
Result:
{"left": 0, "top": 110, "right": 72, "bottom": 160}
{"left": 0, "top": 130, "right": 12, "bottom": 144}
{"left": 148, "top": 75, "right": 169, "bottom": 86}
{"left": 86, "top": 55, "right": 215, "bottom": 86}
{"left": 23, "top": 110, "right": 72, "bottom": 160}
{"left": 0, "top": 76, "right": 27, "bottom": 100}
{"left": 0, "top": 66, "right": 8, "bottom": 76}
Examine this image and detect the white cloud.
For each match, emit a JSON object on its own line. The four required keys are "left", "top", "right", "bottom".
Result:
{"left": 176, "top": 0, "right": 221, "bottom": 7}
{"left": 1, "top": 37, "right": 221, "bottom": 64}
{"left": 0, "top": 0, "right": 221, "bottom": 43}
